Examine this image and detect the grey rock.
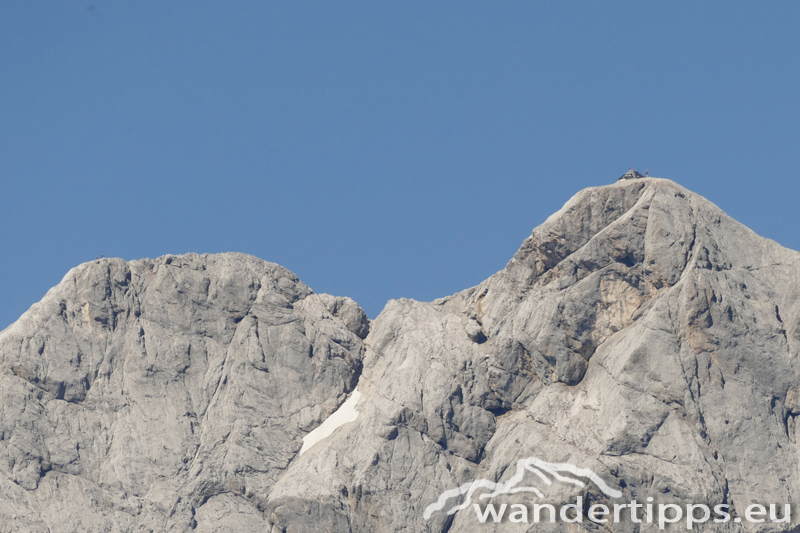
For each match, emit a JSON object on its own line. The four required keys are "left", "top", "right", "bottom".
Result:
{"left": 266, "top": 179, "right": 800, "bottom": 532}
{"left": 464, "top": 319, "right": 487, "bottom": 344}
{"left": 313, "top": 294, "right": 370, "bottom": 340}
{"left": 3, "top": 178, "right": 800, "bottom": 532}
{"left": 0, "top": 253, "right": 364, "bottom": 532}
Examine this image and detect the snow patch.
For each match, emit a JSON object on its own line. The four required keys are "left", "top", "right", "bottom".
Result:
{"left": 299, "top": 388, "right": 361, "bottom": 456}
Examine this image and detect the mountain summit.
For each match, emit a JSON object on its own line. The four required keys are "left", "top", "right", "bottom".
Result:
{"left": 2, "top": 178, "right": 799, "bottom": 532}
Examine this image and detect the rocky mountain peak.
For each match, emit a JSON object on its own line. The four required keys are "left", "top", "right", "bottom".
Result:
{"left": 2, "top": 181, "right": 800, "bottom": 532}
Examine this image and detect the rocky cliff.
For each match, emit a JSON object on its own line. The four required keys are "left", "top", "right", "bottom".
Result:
{"left": 2, "top": 178, "right": 800, "bottom": 532}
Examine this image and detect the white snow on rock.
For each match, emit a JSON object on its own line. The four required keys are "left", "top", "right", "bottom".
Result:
{"left": 299, "top": 388, "right": 361, "bottom": 456}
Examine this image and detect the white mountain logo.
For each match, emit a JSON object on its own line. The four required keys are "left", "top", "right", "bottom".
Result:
{"left": 423, "top": 457, "right": 622, "bottom": 520}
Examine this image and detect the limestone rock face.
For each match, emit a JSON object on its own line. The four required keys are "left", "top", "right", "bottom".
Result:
{"left": 266, "top": 179, "right": 800, "bottom": 532}
{"left": 3, "top": 178, "right": 800, "bottom": 532}
{"left": 0, "top": 253, "right": 365, "bottom": 532}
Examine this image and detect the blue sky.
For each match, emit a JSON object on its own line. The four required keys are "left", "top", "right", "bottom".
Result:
{"left": 2, "top": 1, "right": 799, "bottom": 326}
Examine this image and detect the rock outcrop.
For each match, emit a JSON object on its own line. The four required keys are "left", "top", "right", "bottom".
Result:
{"left": 3, "top": 178, "right": 800, "bottom": 532}
{"left": 0, "top": 254, "right": 367, "bottom": 531}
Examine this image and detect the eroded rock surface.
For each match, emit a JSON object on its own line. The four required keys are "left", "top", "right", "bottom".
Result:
{"left": 0, "top": 253, "right": 365, "bottom": 532}
{"left": 267, "top": 179, "right": 800, "bottom": 532}
{"left": 3, "top": 178, "right": 800, "bottom": 532}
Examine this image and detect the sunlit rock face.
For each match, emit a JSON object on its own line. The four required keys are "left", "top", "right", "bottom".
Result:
{"left": 3, "top": 178, "right": 800, "bottom": 532}
{"left": 0, "top": 253, "right": 367, "bottom": 532}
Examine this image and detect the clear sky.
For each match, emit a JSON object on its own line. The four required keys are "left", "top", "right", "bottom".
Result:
{"left": 2, "top": 1, "right": 799, "bottom": 327}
